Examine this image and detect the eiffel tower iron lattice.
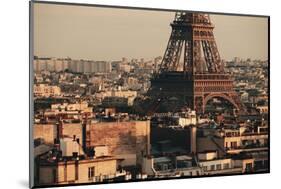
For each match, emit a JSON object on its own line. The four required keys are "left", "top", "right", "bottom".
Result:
{"left": 146, "top": 12, "right": 245, "bottom": 114}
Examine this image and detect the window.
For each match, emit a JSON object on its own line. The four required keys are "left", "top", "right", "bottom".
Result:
{"left": 88, "top": 167, "right": 95, "bottom": 180}
{"left": 203, "top": 166, "right": 208, "bottom": 171}
{"left": 210, "top": 165, "right": 215, "bottom": 171}
{"left": 161, "top": 164, "right": 169, "bottom": 170}
{"left": 231, "top": 141, "right": 237, "bottom": 148}
{"left": 245, "top": 163, "right": 252, "bottom": 172}
{"left": 223, "top": 163, "right": 230, "bottom": 169}
{"left": 216, "top": 164, "right": 222, "bottom": 170}
{"left": 104, "top": 175, "right": 109, "bottom": 179}
{"left": 95, "top": 176, "right": 100, "bottom": 182}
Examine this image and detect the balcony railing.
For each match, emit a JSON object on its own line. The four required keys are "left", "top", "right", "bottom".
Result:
{"left": 203, "top": 167, "right": 243, "bottom": 175}
{"left": 226, "top": 144, "right": 268, "bottom": 153}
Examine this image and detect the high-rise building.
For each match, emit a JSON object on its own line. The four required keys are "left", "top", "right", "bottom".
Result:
{"left": 83, "top": 60, "right": 92, "bottom": 73}
{"left": 92, "top": 61, "right": 111, "bottom": 73}
{"left": 33, "top": 57, "right": 49, "bottom": 72}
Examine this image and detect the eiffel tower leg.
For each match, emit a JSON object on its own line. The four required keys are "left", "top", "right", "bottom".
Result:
{"left": 194, "top": 96, "right": 203, "bottom": 113}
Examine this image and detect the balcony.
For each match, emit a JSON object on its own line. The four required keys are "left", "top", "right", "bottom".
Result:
{"left": 226, "top": 144, "right": 268, "bottom": 154}
{"left": 203, "top": 167, "right": 243, "bottom": 175}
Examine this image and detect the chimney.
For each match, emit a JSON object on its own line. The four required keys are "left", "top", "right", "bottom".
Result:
{"left": 57, "top": 119, "right": 63, "bottom": 139}
{"left": 190, "top": 125, "right": 197, "bottom": 154}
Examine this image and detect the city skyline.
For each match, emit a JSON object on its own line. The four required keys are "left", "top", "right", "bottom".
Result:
{"left": 33, "top": 3, "right": 268, "bottom": 61}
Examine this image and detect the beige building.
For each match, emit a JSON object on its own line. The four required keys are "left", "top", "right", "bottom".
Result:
{"left": 51, "top": 102, "right": 90, "bottom": 112}
{"left": 37, "top": 130, "right": 127, "bottom": 186}
{"left": 38, "top": 157, "right": 125, "bottom": 185}
{"left": 33, "top": 122, "right": 83, "bottom": 145}
{"left": 197, "top": 151, "right": 245, "bottom": 175}
{"left": 98, "top": 90, "right": 137, "bottom": 106}
{"left": 197, "top": 125, "right": 268, "bottom": 172}
{"left": 117, "top": 63, "right": 131, "bottom": 72}
{"left": 49, "top": 102, "right": 93, "bottom": 117}
{"left": 60, "top": 122, "right": 83, "bottom": 145}
{"left": 34, "top": 84, "right": 61, "bottom": 97}
{"left": 60, "top": 137, "right": 84, "bottom": 157}
{"left": 33, "top": 124, "right": 57, "bottom": 144}
{"left": 102, "top": 96, "right": 129, "bottom": 107}
{"left": 33, "top": 57, "right": 69, "bottom": 72}
{"left": 175, "top": 111, "right": 197, "bottom": 127}
{"left": 197, "top": 126, "right": 268, "bottom": 157}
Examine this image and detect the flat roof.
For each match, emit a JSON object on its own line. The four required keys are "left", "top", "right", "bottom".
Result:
{"left": 176, "top": 155, "right": 192, "bottom": 161}
{"left": 154, "top": 157, "right": 171, "bottom": 163}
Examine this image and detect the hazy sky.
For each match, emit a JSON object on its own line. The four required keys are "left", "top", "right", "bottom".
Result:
{"left": 33, "top": 3, "right": 268, "bottom": 61}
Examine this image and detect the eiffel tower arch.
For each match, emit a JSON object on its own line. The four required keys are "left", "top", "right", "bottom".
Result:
{"left": 200, "top": 93, "right": 240, "bottom": 113}
{"left": 146, "top": 12, "right": 245, "bottom": 114}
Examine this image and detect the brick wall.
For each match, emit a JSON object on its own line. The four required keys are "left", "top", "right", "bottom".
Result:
{"left": 34, "top": 124, "right": 57, "bottom": 144}
{"left": 86, "top": 121, "right": 150, "bottom": 166}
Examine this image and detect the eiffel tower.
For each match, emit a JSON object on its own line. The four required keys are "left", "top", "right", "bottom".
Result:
{"left": 146, "top": 12, "right": 244, "bottom": 114}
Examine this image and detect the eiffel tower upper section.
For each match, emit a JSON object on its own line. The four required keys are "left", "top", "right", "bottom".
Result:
{"left": 158, "top": 12, "right": 224, "bottom": 76}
